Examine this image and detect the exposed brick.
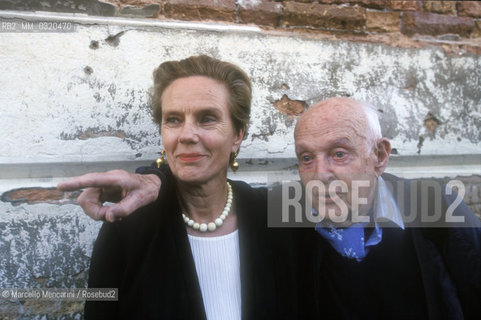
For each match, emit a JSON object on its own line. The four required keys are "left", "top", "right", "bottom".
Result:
{"left": 0, "top": 0, "right": 46, "bottom": 11}
{"left": 317, "top": 0, "right": 389, "bottom": 9}
{"left": 0, "top": 0, "right": 119, "bottom": 16}
{"left": 1, "top": 187, "right": 80, "bottom": 205}
{"left": 390, "top": 0, "right": 422, "bottom": 11}
{"left": 317, "top": 0, "right": 342, "bottom": 3}
{"left": 457, "top": 1, "right": 481, "bottom": 18}
{"left": 423, "top": 112, "right": 441, "bottom": 136}
{"left": 238, "top": 1, "right": 283, "bottom": 27}
{"left": 120, "top": 4, "right": 161, "bottom": 17}
{"left": 0, "top": 1, "right": 15, "bottom": 10}
{"left": 90, "top": 0, "right": 119, "bottom": 16}
{"left": 118, "top": 0, "right": 160, "bottom": 5}
{"left": 366, "top": 11, "right": 400, "bottom": 33}
{"left": 401, "top": 12, "right": 475, "bottom": 37}
{"left": 165, "top": 0, "right": 236, "bottom": 23}
{"left": 283, "top": 2, "right": 366, "bottom": 31}
{"left": 351, "top": 0, "right": 387, "bottom": 10}
{"left": 422, "top": 1, "right": 456, "bottom": 15}
{"left": 473, "top": 20, "right": 481, "bottom": 38}
{"left": 274, "top": 94, "right": 307, "bottom": 116}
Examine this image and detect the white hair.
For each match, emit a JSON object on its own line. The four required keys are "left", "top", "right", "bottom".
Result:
{"left": 359, "top": 101, "right": 382, "bottom": 150}
{"left": 296, "top": 97, "right": 384, "bottom": 153}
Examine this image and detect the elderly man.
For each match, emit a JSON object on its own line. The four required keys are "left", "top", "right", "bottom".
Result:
{"left": 289, "top": 98, "right": 481, "bottom": 319}
{"left": 59, "top": 97, "right": 480, "bottom": 319}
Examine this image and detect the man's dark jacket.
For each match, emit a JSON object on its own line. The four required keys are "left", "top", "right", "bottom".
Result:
{"left": 308, "top": 173, "right": 481, "bottom": 320}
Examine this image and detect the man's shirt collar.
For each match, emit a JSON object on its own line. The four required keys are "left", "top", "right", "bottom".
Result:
{"left": 315, "top": 176, "right": 404, "bottom": 261}
{"left": 373, "top": 176, "right": 405, "bottom": 229}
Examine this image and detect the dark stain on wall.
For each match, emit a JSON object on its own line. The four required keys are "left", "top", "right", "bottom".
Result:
{"left": 417, "top": 136, "right": 424, "bottom": 154}
{"left": 58, "top": 124, "right": 158, "bottom": 150}
{"left": 89, "top": 40, "right": 99, "bottom": 49}
{"left": 105, "top": 30, "right": 126, "bottom": 47}
{"left": 251, "top": 116, "right": 277, "bottom": 141}
{"left": 83, "top": 66, "right": 93, "bottom": 75}
{"left": 60, "top": 128, "right": 126, "bottom": 140}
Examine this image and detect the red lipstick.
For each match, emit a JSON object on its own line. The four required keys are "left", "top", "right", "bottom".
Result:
{"left": 178, "top": 153, "right": 204, "bottom": 162}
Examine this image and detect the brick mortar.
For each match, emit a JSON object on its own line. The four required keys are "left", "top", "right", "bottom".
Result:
{"left": 1, "top": 0, "right": 480, "bottom": 54}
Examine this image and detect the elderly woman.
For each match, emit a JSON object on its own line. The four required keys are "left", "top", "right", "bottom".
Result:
{"left": 78, "top": 55, "right": 312, "bottom": 319}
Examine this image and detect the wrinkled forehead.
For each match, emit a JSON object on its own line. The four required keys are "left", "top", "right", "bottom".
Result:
{"left": 295, "top": 104, "right": 369, "bottom": 141}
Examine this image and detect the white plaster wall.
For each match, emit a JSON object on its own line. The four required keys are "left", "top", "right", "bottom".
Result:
{"left": 0, "top": 12, "right": 480, "bottom": 169}
{"left": 0, "top": 11, "right": 480, "bottom": 319}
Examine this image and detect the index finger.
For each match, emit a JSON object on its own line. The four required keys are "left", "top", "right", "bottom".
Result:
{"left": 57, "top": 171, "right": 126, "bottom": 191}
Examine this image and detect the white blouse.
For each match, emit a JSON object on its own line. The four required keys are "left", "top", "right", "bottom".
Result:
{"left": 188, "top": 230, "right": 241, "bottom": 320}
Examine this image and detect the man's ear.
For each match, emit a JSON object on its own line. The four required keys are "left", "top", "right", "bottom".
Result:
{"left": 374, "top": 138, "right": 391, "bottom": 176}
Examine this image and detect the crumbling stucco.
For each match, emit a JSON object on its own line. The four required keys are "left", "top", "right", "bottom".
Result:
{"left": 0, "top": 201, "right": 100, "bottom": 318}
{"left": 0, "top": 11, "right": 480, "bottom": 319}
{"left": 0, "top": 13, "right": 480, "bottom": 165}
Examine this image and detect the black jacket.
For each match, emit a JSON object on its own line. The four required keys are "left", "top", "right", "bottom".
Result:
{"left": 85, "top": 178, "right": 316, "bottom": 319}
{"left": 86, "top": 168, "right": 480, "bottom": 319}
{"left": 313, "top": 173, "right": 481, "bottom": 320}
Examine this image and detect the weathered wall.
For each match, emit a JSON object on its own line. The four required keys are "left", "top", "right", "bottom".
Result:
{"left": 1, "top": 1, "right": 481, "bottom": 53}
{"left": 0, "top": 3, "right": 480, "bottom": 319}
{"left": 0, "top": 12, "right": 480, "bottom": 162}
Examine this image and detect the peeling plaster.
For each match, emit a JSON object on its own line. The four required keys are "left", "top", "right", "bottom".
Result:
{"left": 60, "top": 128, "right": 127, "bottom": 140}
{"left": 424, "top": 112, "right": 441, "bottom": 137}
{"left": 273, "top": 94, "right": 307, "bottom": 116}
{"left": 105, "top": 30, "right": 127, "bottom": 47}
{"left": 83, "top": 65, "right": 93, "bottom": 75}
{"left": 0, "top": 13, "right": 479, "bottom": 165}
{"left": 1, "top": 187, "right": 80, "bottom": 206}
{"left": 89, "top": 39, "right": 99, "bottom": 49}
{"left": 0, "top": 202, "right": 100, "bottom": 288}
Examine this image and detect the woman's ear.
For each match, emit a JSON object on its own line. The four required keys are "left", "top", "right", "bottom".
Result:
{"left": 374, "top": 138, "right": 391, "bottom": 176}
{"left": 232, "top": 127, "right": 246, "bottom": 153}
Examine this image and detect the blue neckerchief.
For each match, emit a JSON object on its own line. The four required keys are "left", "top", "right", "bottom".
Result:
{"left": 315, "top": 176, "right": 403, "bottom": 262}
{"left": 315, "top": 220, "right": 382, "bottom": 262}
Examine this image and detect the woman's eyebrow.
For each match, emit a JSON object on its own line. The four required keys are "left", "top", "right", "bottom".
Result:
{"left": 195, "top": 107, "right": 223, "bottom": 115}
{"left": 162, "top": 110, "right": 182, "bottom": 117}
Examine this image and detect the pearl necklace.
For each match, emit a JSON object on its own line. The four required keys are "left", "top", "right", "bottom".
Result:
{"left": 182, "top": 182, "right": 233, "bottom": 233}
